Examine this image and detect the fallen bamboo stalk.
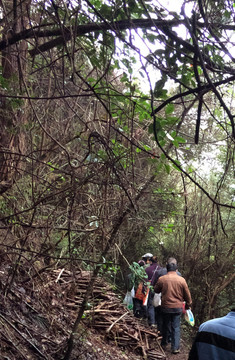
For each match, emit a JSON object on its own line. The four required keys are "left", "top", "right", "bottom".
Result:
{"left": 55, "top": 268, "right": 65, "bottom": 283}
{"left": 106, "top": 311, "right": 129, "bottom": 333}
{"left": 147, "top": 348, "right": 166, "bottom": 356}
{"left": 145, "top": 332, "right": 149, "bottom": 350}
{"left": 42, "top": 269, "right": 166, "bottom": 359}
{"left": 0, "top": 313, "right": 48, "bottom": 359}
{"left": 140, "top": 328, "right": 162, "bottom": 339}
{"left": 0, "top": 329, "right": 30, "bottom": 359}
{"left": 122, "top": 330, "right": 139, "bottom": 341}
{"left": 84, "top": 309, "right": 124, "bottom": 314}
{"left": 138, "top": 325, "right": 147, "bottom": 359}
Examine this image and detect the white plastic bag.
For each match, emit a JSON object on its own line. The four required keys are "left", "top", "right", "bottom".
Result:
{"left": 123, "top": 291, "right": 133, "bottom": 310}
{"left": 184, "top": 309, "right": 195, "bottom": 326}
{"left": 131, "top": 286, "right": 135, "bottom": 298}
{"left": 153, "top": 292, "right": 161, "bottom": 307}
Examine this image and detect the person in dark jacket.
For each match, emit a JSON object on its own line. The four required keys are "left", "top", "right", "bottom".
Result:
{"left": 151, "top": 262, "right": 182, "bottom": 287}
{"left": 146, "top": 255, "right": 161, "bottom": 281}
{"left": 154, "top": 258, "right": 192, "bottom": 354}
{"left": 145, "top": 255, "right": 161, "bottom": 327}
{"left": 188, "top": 308, "right": 235, "bottom": 360}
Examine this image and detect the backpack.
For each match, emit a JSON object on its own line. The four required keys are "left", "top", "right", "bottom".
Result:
{"left": 135, "top": 281, "right": 146, "bottom": 301}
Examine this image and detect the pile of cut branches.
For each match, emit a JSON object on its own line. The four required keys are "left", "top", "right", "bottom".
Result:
{"left": 0, "top": 267, "right": 165, "bottom": 359}
{"left": 51, "top": 269, "right": 166, "bottom": 359}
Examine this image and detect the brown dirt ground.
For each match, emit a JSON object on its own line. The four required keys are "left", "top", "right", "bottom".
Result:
{"left": 0, "top": 262, "right": 194, "bottom": 360}
{"left": 162, "top": 338, "right": 191, "bottom": 360}
{"left": 72, "top": 324, "right": 193, "bottom": 360}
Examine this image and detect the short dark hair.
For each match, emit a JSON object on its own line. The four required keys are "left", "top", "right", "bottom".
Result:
{"left": 167, "top": 257, "right": 177, "bottom": 265}
{"left": 166, "top": 257, "right": 178, "bottom": 272}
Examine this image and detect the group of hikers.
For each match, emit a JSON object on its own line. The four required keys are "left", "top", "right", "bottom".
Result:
{"left": 126, "top": 253, "right": 235, "bottom": 359}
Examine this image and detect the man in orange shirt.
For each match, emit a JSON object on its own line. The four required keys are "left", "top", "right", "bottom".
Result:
{"left": 154, "top": 258, "right": 192, "bottom": 354}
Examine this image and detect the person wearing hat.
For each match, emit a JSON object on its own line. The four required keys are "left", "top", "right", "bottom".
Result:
{"left": 188, "top": 307, "right": 235, "bottom": 360}
{"left": 142, "top": 253, "right": 153, "bottom": 259}
{"left": 142, "top": 253, "right": 153, "bottom": 267}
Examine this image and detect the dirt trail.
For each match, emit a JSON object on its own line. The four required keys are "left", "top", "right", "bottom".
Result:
{"left": 0, "top": 265, "right": 193, "bottom": 359}
{"left": 163, "top": 340, "right": 190, "bottom": 360}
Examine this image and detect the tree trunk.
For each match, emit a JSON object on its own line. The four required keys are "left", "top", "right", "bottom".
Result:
{"left": 0, "top": 0, "right": 29, "bottom": 187}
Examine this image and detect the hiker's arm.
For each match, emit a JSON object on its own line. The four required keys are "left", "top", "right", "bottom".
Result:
{"left": 183, "top": 281, "right": 192, "bottom": 308}
{"left": 154, "top": 278, "right": 162, "bottom": 293}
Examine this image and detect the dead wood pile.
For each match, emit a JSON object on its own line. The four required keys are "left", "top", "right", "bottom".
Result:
{"left": 52, "top": 269, "right": 166, "bottom": 359}
{"left": 0, "top": 267, "right": 166, "bottom": 359}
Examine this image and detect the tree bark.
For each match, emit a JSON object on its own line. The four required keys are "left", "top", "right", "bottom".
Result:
{"left": 0, "top": 0, "right": 30, "bottom": 185}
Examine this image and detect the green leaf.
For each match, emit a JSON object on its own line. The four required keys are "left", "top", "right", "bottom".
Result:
{"left": 164, "top": 164, "right": 171, "bottom": 174}
{"left": 172, "top": 139, "right": 179, "bottom": 148}
{"left": 157, "top": 130, "right": 166, "bottom": 140}
{"left": 143, "top": 145, "right": 152, "bottom": 151}
{"left": 153, "top": 188, "right": 163, "bottom": 194}
{"left": 154, "top": 119, "right": 162, "bottom": 132}
{"left": 159, "top": 140, "right": 166, "bottom": 147}
{"left": 197, "top": 66, "right": 203, "bottom": 75}
{"left": 172, "top": 161, "right": 182, "bottom": 172}
{"left": 121, "top": 73, "right": 128, "bottom": 83}
{"left": 148, "top": 123, "right": 154, "bottom": 134}
{"left": 171, "top": 131, "right": 177, "bottom": 138}
{"left": 10, "top": 98, "right": 24, "bottom": 110}
{"left": 154, "top": 88, "right": 165, "bottom": 98}
{"left": 159, "top": 89, "right": 168, "bottom": 99}
{"left": 164, "top": 227, "right": 173, "bottom": 232}
{"left": 165, "top": 103, "right": 174, "bottom": 114}
{"left": 154, "top": 77, "right": 167, "bottom": 98}
{"left": 146, "top": 33, "right": 157, "bottom": 44}
{"left": 99, "top": 4, "right": 113, "bottom": 20}
{"left": 175, "top": 136, "right": 186, "bottom": 143}
{"left": 156, "top": 162, "right": 163, "bottom": 172}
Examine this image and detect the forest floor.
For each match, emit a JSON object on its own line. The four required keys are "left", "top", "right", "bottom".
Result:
{"left": 82, "top": 327, "right": 192, "bottom": 360}
{"left": 0, "top": 265, "right": 194, "bottom": 359}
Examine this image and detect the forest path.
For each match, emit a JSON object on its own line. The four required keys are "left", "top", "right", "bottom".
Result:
{"left": 0, "top": 266, "right": 194, "bottom": 359}
{"left": 162, "top": 339, "right": 190, "bottom": 360}
{"left": 84, "top": 324, "right": 192, "bottom": 360}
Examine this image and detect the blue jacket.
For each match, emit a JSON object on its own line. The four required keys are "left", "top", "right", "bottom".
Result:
{"left": 188, "top": 311, "right": 235, "bottom": 360}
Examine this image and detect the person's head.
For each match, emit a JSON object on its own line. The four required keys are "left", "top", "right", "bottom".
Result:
{"left": 138, "top": 259, "right": 145, "bottom": 267}
{"left": 142, "top": 253, "right": 153, "bottom": 263}
{"left": 150, "top": 255, "right": 158, "bottom": 263}
{"left": 166, "top": 257, "right": 178, "bottom": 272}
